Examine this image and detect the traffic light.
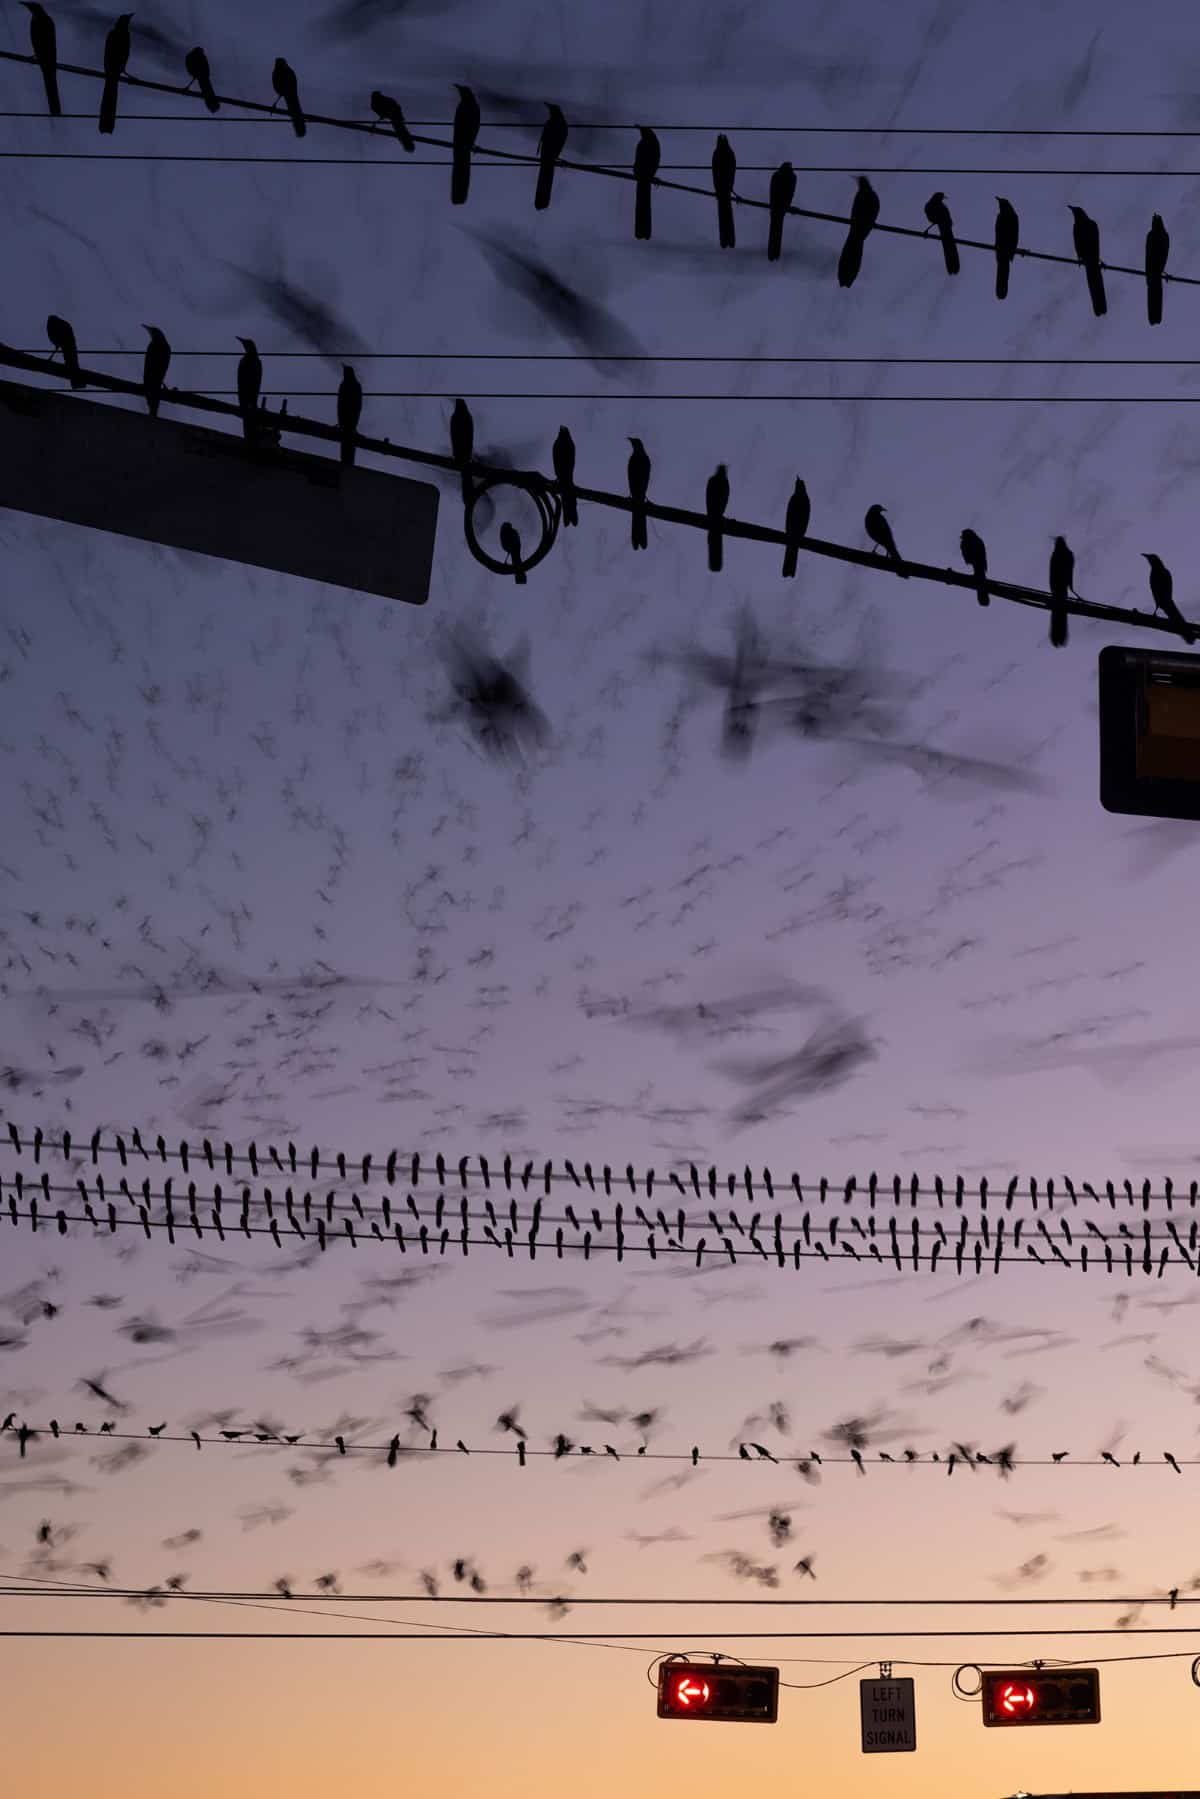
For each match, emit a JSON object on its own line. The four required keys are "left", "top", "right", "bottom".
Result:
{"left": 656, "top": 1661, "right": 779, "bottom": 1723}
{"left": 981, "top": 1667, "right": 1101, "bottom": 1727}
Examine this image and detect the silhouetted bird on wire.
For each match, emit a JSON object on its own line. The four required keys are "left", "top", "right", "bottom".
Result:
{"left": 1143, "top": 553, "right": 1196, "bottom": 642}
{"left": 450, "top": 397, "right": 474, "bottom": 501}
{"left": 959, "top": 528, "right": 989, "bottom": 606}
{"left": 271, "top": 58, "right": 306, "bottom": 138}
{"left": 183, "top": 46, "right": 219, "bottom": 112}
{"left": 1069, "top": 205, "right": 1106, "bottom": 316}
{"left": 99, "top": 13, "right": 132, "bottom": 135}
{"left": 705, "top": 464, "right": 730, "bottom": 571}
{"left": 1145, "top": 213, "right": 1169, "bottom": 327}
{"left": 552, "top": 425, "right": 578, "bottom": 526}
{"left": 627, "top": 437, "right": 651, "bottom": 549}
{"left": 534, "top": 104, "right": 568, "bottom": 211}
{"left": 633, "top": 127, "right": 661, "bottom": 241}
{"left": 837, "top": 177, "right": 878, "bottom": 288}
{"left": 370, "top": 90, "right": 414, "bottom": 150}
{"left": 712, "top": 134, "right": 737, "bottom": 249}
{"left": 22, "top": 4, "right": 60, "bottom": 117}
{"left": 336, "top": 364, "right": 362, "bottom": 465}
{"left": 865, "top": 503, "right": 907, "bottom": 577}
{"left": 994, "top": 197, "right": 1019, "bottom": 299}
{"left": 236, "top": 337, "right": 262, "bottom": 440}
{"left": 767, "top": 161, "right": 796, "bottom": 263}
{"left": 499, "top": 520, "right": 527, "bottom": 584}
{"left": 451, "top": 85, "right": 481, "bottom": 205}
{"left": 46, "top": 314, "right": 84, "bottom": 388}
{"left": 141, "top": 325, "right": 170, "bottom": 417}
{"left": 923, "top": 191, "right": 959, "bottom": 274}
{"left": 781, "top": 477, "right": 810, "bottom": 577}
{"left": 1048, "top": 535, "right": 1076, "bottom": 647}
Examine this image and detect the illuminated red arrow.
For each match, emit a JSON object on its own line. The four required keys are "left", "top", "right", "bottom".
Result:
{"left": 674, "top": 1677, "right": 711, "bottom": 1708}
{"left": 1000, "top": 1683, "right": 1035, "bottom": 1715}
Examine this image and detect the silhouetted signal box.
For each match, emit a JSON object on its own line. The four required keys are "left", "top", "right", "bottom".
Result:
{"left": 981, "top": 1666, "right": 1100, "bottom": 1726}
{"left": 0, "top": 377, "right": 439, "bottom": 606}
{"left": 656, "top": 1661, "right": 779, "bottom": 1723}
{"left": 1100, "top": 646, "right": 1200, "bottom": 820}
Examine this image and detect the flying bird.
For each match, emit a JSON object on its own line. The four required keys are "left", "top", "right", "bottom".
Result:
{"left": 1069, "top": 205, "right": 1107, "bottom": 316}
{"left": 1142, "top": 554, "right": 1196, "bottom": 642}
{"left": 183, "top": 46, "right": 218, "bottom": 112}
{"left": 370, "top": 90, "right": 415, "bottom": 151}
{"left": 767, "top": 161, "right": 797, "bottom": 262}
{"left": 99, "top": 13, "right": 132, "bottom": 135}
{"left": 994, "top": 197, "right": 1019, "bottom": 299}
{"left": 46, "top": 314, "right": 85, "bottom": 389}
{"left": 271, "top": 58, "right": 306, "bottom": 138}
{"left": 781, "top": 477, "right": 810, "bottom": 577}
{"left": 837, "top": 176, "right": 879, "bottom": 289}
{"left": 865, "top": 504, "right": 908, "bottom": 577}
{"left": 705, "top": 464, "right": 730, "bottom": 571}
{"left": 633, "top": 127, "right": 661, "bottom": 241}
{"left": 470, "top": 233, "right": 643, "bottom": 376}
{"left": 22, "top": 4, "right": 61, "bottom": 117}
{"left": 1145, "top": 213, "right": 1169, "bottom": 326}
{"left": 451, "top": 85, "right": 481, "bottom": 205}
{"left": 1048, "top": 535, "right": 1076, "bottom": 647}
{"left": 959, "top": 528, "right": 989, "bottom": 606}
{"left": 627, "top": 437, "right": 651, "bottom": 550}
{"left": 711, "top": 134, "right": 737, "bottom": 248}
{"left": 923, "top": 191, "right": 959, "bottom": 274}
{"left": 336, "top": 365, "right": 363, "bottom": 465}
{"left": 141, "top": 325, "right": 170, "bottom": 417}
{"left": 534, "top": 104, "right": 568, "bottom": 210}
{"left": 552, "top": 426, "right": 577, "bottom": 526}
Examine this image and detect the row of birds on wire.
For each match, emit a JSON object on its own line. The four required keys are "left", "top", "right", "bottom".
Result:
{"left": 30, "top": 315, "right": 1198, "bottom": 646}
{"left": 10, "top": 8, "right": 1182, "bottom": 323}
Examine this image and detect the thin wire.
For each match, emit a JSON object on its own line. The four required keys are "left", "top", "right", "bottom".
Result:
{"left": 17, "top": 350, "right": 1200, "bottom": 366}
{"left": 8, "top": 150, "right": 1200, "bottom": 175}
{"left": 10, "top": 111, "right": 1200, "bottom": 136}
{"left": 60, "top": 387, "right": 1200, "bottom": 404}
{"left": 0, "top": 1626, "right": 1195, "bottom": 1639}
{"left": 0, "top": 1584, "right": 1191, "bottom": 1608}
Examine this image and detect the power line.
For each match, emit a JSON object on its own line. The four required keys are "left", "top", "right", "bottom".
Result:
{"left": 1, "top": 347, "right": 1193, "bottom": 646}
{"left": 0, "top": 1626, "right": 1195, "bottom": 1639}
{"left": 0, "top": 1585, "right": 1192, "bottom": 1608}
{"left": 19, "top": 386, "right": 1200, "bottom": 404}
{"left": 15, "top": 349, "right": 1200, "bottom": 365}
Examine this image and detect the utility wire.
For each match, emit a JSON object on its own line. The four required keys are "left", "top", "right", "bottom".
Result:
{"left": 16, "top": 349, "right": 1200, "bottom": 365}
{"left": 0, "top": 1585, "right": 1193, "bottom": 1608}
{"left": 20, "top": 386, "right": 1200, "bottom": 403}
{"left": 0, "top": 1625, "right": 1195, "bottom": 1639}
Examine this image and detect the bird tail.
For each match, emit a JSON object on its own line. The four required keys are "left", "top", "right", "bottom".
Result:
{"left": 837, "top": 228, "right": 865, "bottom": 289}
{"left": 782, "top": 543, "right": 798, "bottom": 578}
{"left": 707, "top": 528, "right": 723, "bottom": 573}
{"left": 767, "top": 213, "right": 783, "bottom": 262}
{"left": 631, "top": 503, "right": 647, "bottom": 550}
{"left": 340, "top": 436, "right": 355, "bottom": 467}
{"left": 1147, "top": 274, "right": 1164, "bottom": 326}
{"left": 717, "top": 194, "right": 735, "bottom": 249}
{"left": 68, "top": 356, "right": 85, "bottom": 392}
{"left": 458, "top": 469, "right": 472, "bottom": 504}
{"left": 147, "top": 391, "right": 160, "bottom": 419}
{"left": 286, "top": 97, "right": 306, "bottom": 139}
{"left": 892, "top": 555, "right": 910, "bottom": 579}
{"left": 561, "top": 486, "right": 578, "bottom": 527}
{"left": 512, "top": 562, "right": 528, "bottom": 587}
{"left": 451, "top": 147, "right": 471, "bottom": 206}
{"left": 976, "top": 578, "right": 989, "bottom": 608}
{"left": 41, "top": 65, "right": 61, "bottom": 118}
{"left": 939, "top": 226, "right": 960, "bottom": 275}
{"left": 98, "top": 73, "right": 118, "bottom": 134}
{"left": 534, "top": 159, "right": 555, "bottom": 210}
{"left": 634, "top": 180, "right": 652, "bottom": 241}
{"left": 1085, "top": 262, "right": 1107, "bottom": 317}
{"left": 1050, "top": 606, "right": 1068, "bottom": 648}
{"left": 202, "top": 80, "right": 220, "bottom": 115}
{"left": 995, "top": 255, "right": 1011, "bottom": 300}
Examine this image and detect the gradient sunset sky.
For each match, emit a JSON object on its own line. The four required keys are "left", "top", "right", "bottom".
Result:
{"left": 3, "top": 0, "right": 1200, "bottom": 1793}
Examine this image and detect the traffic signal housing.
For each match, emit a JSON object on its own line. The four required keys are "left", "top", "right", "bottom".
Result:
{"left": 656, "top": 1661, "right": 779, "bottom": 1723}
{"left": 981, "top": 1667, "right": 1101, "bottom": 1727}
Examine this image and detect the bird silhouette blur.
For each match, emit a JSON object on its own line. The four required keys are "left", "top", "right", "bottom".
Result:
{"left": 837, "top": 177, "right": 879, "bottom": 289}
{"left": 1069, "top": 205, "right": 1107, "bottom": 317}
{"left": 959, "top": 528, "right": 989, "bottom": 606}
{"left": 46, "top": 314, "right": 85, "bottom": 389}
{"left": 450, "top": 398, "right": 474, "bottom": 502}
{"left": 711, "top": 134, "right": 737, "bottom": 248}
{"left": 781, "top": 477, "right": 810, "bottom": 578}
{"left": 98, "top": 13, "right": 132, "bottom": 135}
{"left": 436, "top": 627, "right": 549, "bottom": 764}
{"left": 271, "top": 58, "right": 305, "bottom": 138}
{"left": 471, "top": 233, "right": 643, "bottom": 376}
{"left": 22, "top": 4, "right": 60, "bottom": 117}
{"left": 552, "top": 426, "right": 577, "bottom": 526}
{"left": 238, "top": 263, "right": 365, "bottom": 361}
{"left": 370, "top": 90, "right": 415, "bottom": 151}
{"left": 1143, "top": 554, "right": 1196, "bottom": 643}
{"left": 499, "top": 521, "right": 527, "bottom": 585}
{"left": 336, "top": 365, "right": 362, "bottom": 466}
{"left": 923, "top": 191, "right": 959, "bottom": 275}
{"left": 183, "top": 46, "right": 218, "bottom": 112}
{"left": 451, "top": 85, "right": 481, "bottom": 205}
{"left": 1145, "top": 213, "right": 1169, "bottom": 326}
{"left": 141, "top": 325, "right": 170, "bottom": 417}
{"left": 994, "top": 197, "right": 1019, "bottom": 299}
{"left": 767, "top": 161, "right": 797, "bottom": 262}
{"left": 534, "top": 104, "right": 568, "bottom": 211}
{"left": 1048, "top": 535, "right": 1076, "bottom": 647}
{"left": 633, "top": 127, "right": 661, "bottom": 241}
{"left": 705, "top": 464, "right": 730, "bottom": 572}
{"left": 627, "top": 437, "right": 651, "bottom": 550}
{"left": 236, "top": 338, "right": 262, "bottom": 441}
{"left": 865, "top": 504, "right": 908, "bottom": 577}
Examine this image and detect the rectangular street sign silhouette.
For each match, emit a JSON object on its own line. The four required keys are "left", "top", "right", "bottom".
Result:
{"left": 1100, "top": 645, "right": 1200, "bottom": 821}
{"left": 0, "top": 378, "right": 439, "bottom": 606}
